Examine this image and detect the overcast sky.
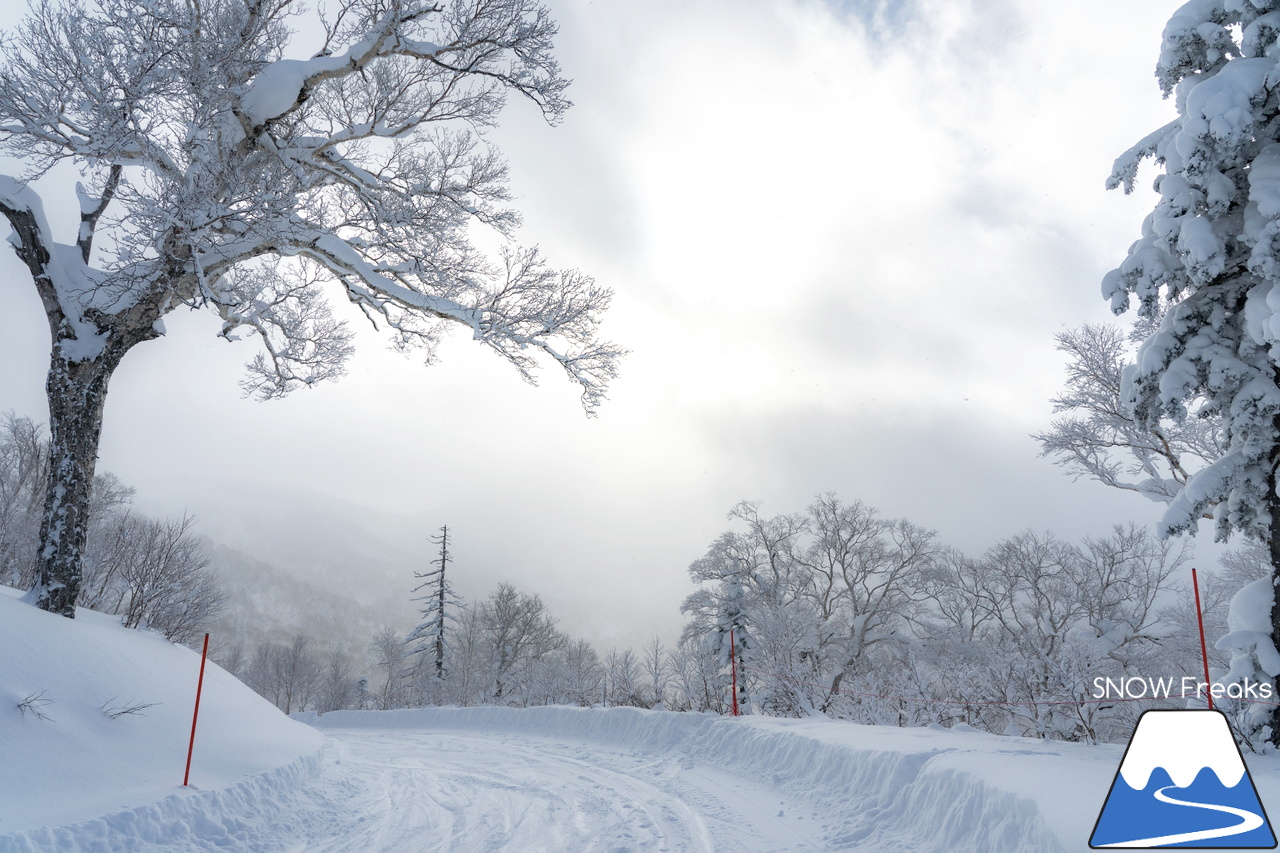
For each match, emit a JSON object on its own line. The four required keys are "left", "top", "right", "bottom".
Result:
{"left": 0, "top": 0, "right": 1202, "bottom": 649}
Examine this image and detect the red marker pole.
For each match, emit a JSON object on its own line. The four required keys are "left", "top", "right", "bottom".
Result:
{"left": 730, "top": 629, "right": 740, "bottom": 717}
{"left": 1192, "top": 569, "right": 1213, "bottom": 711}
{"left": 184, "top": 633, "right": 210, "bottom": 786}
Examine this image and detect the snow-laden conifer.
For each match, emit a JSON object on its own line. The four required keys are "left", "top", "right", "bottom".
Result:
{"left": 1105, "top": 0, "right": 1280, "bottom": 743}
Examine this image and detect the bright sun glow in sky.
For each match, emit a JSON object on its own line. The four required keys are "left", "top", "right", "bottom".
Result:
{"left": 0, "top": 0, "right": 1199, "bottom": 649}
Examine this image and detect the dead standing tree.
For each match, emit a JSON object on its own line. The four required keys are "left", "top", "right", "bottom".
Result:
{"left": 0, "top": 0, "right": 622, "bottom": 615}
{"left": 409, "top": 524, "right": 459, "bottom": 683}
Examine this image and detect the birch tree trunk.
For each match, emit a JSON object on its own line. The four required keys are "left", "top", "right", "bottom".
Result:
{"left": 34, "top": 325, "right": 158, "bottom": 616}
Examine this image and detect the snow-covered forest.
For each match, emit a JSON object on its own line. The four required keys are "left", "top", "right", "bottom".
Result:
{"left": 13, "top": 0, "right": 1280, "bottom": 847}
{"left": 6, "top": 399, "right": 1269, "bottom": 749}
{"left": 0, "top": 0, "right": 1273, "bottom": 750}
{"left": 172, "top": 504, "right": 1275, "bottom": 747}
{"left": 0, "top": 413, "right": 222, "bottom": 644}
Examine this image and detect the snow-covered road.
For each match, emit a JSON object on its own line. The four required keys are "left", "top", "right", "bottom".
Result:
{"left": 287, "top": 726, "right": 824, "bottom": 852}
{"left": 267, "top": 706, "right": 1087, "bottom": 853}
{"left": 0, "top": 702, "right": 1132, "bottom": 852}
{"left": 12, "top": 587, "right": 1280, "bottom": 853}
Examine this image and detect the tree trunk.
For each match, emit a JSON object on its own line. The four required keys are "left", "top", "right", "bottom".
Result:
{"left": 823, "top": 668, "right": 847, "bottom": 714}
{"left": 822, "top": 630, "right": 866, "bottom": 713}
{"left": 735, "top": 646, "right": 749, "bottom": 715}
{"left": 2, "top": 183, "right": 164, "bottom": 617}
{"left": 31, "top": 326, "right": 150, "bottom": 616}
{"left": 436, "top": 542, "right": 446, "bottom": 679}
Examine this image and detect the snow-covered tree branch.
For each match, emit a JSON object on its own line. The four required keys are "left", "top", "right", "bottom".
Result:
{"left": 1034, "top": 322, "right": 1225, "bottom": 511}
{"left": 1102, "top": 0, "right": 1280, "bottom": 744}
{"left": 680, "top": 495, "right": 1189, "bottom": 737}
{"left": 0, "top": 0, "right": 622, "bottom": 616}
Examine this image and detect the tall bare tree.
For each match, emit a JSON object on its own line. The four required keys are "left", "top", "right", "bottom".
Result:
{"left": 408, "top": 524, "right": 459, "bottom": 682}
{"left": 0, "top": 0, "right": 622, "bottom": 616}
{"left": 477, "top": 582, "right": 563, "bottom": 702}
{"left": 0, "top": 413, "right": 47, "bottom": 586}
{"left": 1034, "top": 323, "right": 1224, "bottom": 510}
{"left": 371, "top": 624, "right": 408, "bottom": 709}
{"left": 799, "top": 496, "right": 938, "bottom": 708}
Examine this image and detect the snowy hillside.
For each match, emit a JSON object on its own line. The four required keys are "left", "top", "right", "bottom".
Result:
{"left": 6, "top": 588, "right": 1280, "bottom": 852}
{"left": 0, "top": 586, "right": 323, "bottom": 848}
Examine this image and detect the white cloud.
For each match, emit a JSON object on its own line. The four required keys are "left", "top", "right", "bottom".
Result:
{"left": 0, "top": 0, "right": 1209, "bottom": 650}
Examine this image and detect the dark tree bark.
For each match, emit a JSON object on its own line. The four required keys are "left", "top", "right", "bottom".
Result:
{"left": 35, "top": 351, "right": 116, "bottom": 615}
{"left": 435, "top": 526, "right": 449, "bottom": 680}
{"left": 33, "top": 328, "right": 160, "bottom": 616}
{"left": 1, "top": 187, "right": 160, "bottom": 616}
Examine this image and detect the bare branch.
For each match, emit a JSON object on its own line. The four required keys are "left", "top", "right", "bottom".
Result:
{"left": 100, "top": 697, "right": 160, "bottom": 719}
{"left": 16, "top": 690, "right": 53, "bottom": 720}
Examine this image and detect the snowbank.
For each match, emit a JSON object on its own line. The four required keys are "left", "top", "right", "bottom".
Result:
{"left": 0, "top": 753, "right": 322, "bottom": 853}
{"left": 305, "top": 705, "right": 1133, "bottom": 852}
{"left": 8, "top": 603, "right": 1280, "bottom": 853}
{"left": 0, "top": 587, "right": 323, "bottom": 850}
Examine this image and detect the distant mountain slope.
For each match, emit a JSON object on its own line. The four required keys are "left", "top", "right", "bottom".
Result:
{"left": 205, "top": 541, "right": 415, "bottom": 656}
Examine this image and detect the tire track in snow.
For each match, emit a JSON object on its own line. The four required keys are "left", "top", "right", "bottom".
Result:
{"left": 284, "top": 728, "right": 820, "bottom": 852}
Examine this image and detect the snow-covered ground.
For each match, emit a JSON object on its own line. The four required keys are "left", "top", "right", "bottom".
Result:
{"left": 0, "top": 586, "right": 323, "bottom": 851}
{"left": 287, "top": 706, "right": 1088, "bottom": 852}
{"left": 6, "top": 585, "right": 1280, "bottom": 851}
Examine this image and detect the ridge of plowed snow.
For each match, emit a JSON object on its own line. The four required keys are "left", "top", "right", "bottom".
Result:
{"left": 0, "top": 752, "right": 322, "bottom": 853}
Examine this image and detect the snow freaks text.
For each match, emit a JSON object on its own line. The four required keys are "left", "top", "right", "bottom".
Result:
{"left": 1092, "top": 677, "right": 1275, "bottom": 701}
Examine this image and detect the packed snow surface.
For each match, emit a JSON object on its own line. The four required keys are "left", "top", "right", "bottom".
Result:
{"left": 289, "top": 706, "right": 1089, "bottom": 852}
{"left": 21, "top": 697, "right": 1280, "bottom": 852}
{"left": 7, "top": 585, "right": 1280, "bottom": 851}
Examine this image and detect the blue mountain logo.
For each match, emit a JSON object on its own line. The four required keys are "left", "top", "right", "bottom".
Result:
{"left": 1091, "top": 709, "right": 1276, "bottom": 848}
